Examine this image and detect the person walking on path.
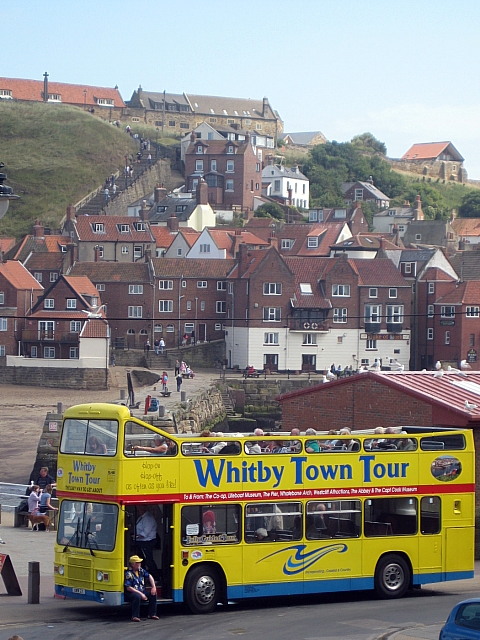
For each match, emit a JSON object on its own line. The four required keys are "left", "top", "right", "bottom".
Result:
{"left": 144, "top": 339, "right": 150, "bottom": 354}
{"left": 104, "top": 187, "right": 110, "bottom": 204}
{"left": 124, "top": 555, "right": 158, "bottom": 622}
{"left": 112, "top": 183, "right": 117, "bottom": 196}
{"left": 147, "top": 153, "right": 152, "bottom": 166}
{"left": 159, "top": 337, "right": 165, "bottom": 355}
{"left": 176, "top": 374, "right": 182, "bottom": 392}
{"left": 174, "top": 359, "right": 180, "bottom": 376}
{"left": 154, "top": 339, "right": 159, "bottom": 356}
{"left": 161, "top": 371, "right": 168, "bottom": 391}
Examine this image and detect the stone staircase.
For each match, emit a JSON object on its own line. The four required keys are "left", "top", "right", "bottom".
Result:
{"left": 220, "top": 384, "right": 236, "bottom": 417}
{"left": 143, "top": 352, "right": 171, "bottom": 372}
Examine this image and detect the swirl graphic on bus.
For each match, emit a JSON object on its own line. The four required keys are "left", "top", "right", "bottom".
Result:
{"left": 257, "top": 543, "right": 347, "bottom": 576}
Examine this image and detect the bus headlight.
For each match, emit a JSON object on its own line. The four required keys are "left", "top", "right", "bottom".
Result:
{"left": 96, "top": 571, "right": 104, "bottom": 582}
{"left": 58, "top": 565, "right": 65, "bottom": 576}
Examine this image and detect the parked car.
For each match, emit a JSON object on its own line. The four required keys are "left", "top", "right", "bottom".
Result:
{"left": 440, "top": 598, "right": 480, "bottom": 640}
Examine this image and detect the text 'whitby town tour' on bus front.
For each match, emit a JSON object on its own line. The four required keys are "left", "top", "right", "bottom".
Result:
{"left": 54, "top": 403, "right": 474, "bottom": 614}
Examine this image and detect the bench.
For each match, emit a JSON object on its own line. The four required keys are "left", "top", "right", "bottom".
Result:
{"left": 160, "top": 391, "right": 171, "bottom": 397}
{"left": 243, "top": 371, "right": 261, "bottom": 378}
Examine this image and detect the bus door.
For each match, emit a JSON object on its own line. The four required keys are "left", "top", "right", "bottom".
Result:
{"left": 125, "top": 503, "right": 174, "bottom": 599}
{"left": 243, "top": 501, "right": 305, "bottom": 597}
{"left": 418, "top": 496, "right": 442, "bottom": 575}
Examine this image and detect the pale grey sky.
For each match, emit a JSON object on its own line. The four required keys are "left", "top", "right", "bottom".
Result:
{"left": 4, "top": 0, "right": 480, "bottom": 175}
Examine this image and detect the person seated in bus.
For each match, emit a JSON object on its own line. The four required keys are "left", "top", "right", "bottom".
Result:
{"left": 124, "top": 555, "right": 158, "bottom": 622}
{"left": 86, "top": 435, "right": 107, "bottom": 455}
{"left": 255, "top": 527, "right": 270, "bottom": 541}
{"left": 306, "top": 515, "right": 323, "bottom": 539}
{"left": 164, "top": 438, "right": 178, "bottom": 455}
{"left": 134, "top": 435, "right": 168, "bottom": 455}
{"left": 290, "top": 516, "right": 302, "bottom": 540}
{"left": 246, "top": 441, "right": 262, "bottom": 454}
{"left": 310, "top": 502, "right": 327, "bottom": 529}
{"left": 246, "top": 505, "right": 266, "bottom": 533}
{"left": 305, "top": 428, "right": 320, "bottom": 453}
{"left": 203, "top": 510, "right": 216, "bottom": 534}
{"left": 397, "top": 433, "right": 416, "bottom": 451}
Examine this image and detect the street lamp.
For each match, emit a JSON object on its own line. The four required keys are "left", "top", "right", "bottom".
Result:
{"left": 194, "top": 297, "right": 198, "bottom": 346}
{"left": 124, "top": 155, "right": 128, "bottom": 190}
{"left": 178, "top": 292, "right": 184, "bottom": 348}
{"left": 0, "top": 163, "right": 20, "bottom": 219}
{"left": 155, "top": 127, "right": 159, "bottom": 160}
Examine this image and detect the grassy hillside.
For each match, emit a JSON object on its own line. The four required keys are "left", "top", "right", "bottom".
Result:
{"left": 0, "top": 102, "right": 140, "bottom": 238}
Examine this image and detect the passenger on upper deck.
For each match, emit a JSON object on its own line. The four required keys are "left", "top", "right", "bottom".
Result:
{"left": 134, "top": 435, "right": 168, "bottom": 455}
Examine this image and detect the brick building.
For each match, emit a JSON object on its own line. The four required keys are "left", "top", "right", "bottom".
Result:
{"left": 184, "top": 132, "right": 261, "bottom": 213}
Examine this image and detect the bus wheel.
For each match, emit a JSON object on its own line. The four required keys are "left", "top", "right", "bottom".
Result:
{"left": 184, "top": 566, "right": 220, "bottom": 614}
{"left": 374, "top": 554, "right": 410, "bottom": 599}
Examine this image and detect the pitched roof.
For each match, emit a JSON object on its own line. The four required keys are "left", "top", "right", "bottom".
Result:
{"left": 149, "top": 226, "right": 180, "bottom": 250}
{"left": 149, "top": 197, "right": 198, "bottom": 223}
{"left": 449, "top": 251, "right": 480, "bottom": 280}
{"left": 24, "top": 252, "right": 64, "bottom": 270}
{"left": 81, "top": 318, "right": 109, "bottom": 338}
{"left": 452, "top": 218, "right": 480, "bottom": 237}
{"left": 330, "top": 234, "right": 399, "bottom": 251}
{"left": 284, "top": 258, "right": 331, "bottom": 308}
{"left": 341, "top": 181, "right": 390, "bottom": 201}
{"left": 205, "top": 229, "right": 269, "bottom": 257}
{"left": 0, "top": 237, "right": 16, "bottom": 254}
{"left": 151, "top": 258, "right": 235, "bottom": 278}
{"left": 277, "top": 371, "right": 480, "bottom": 420}
{"left": 75, "top": 216, "right": 155, "bottom": 242}
{"left": 0, "top": 261, "right": 43, "bottom": 290}
{"left": 349, "top": 258, "right": 411, "bottom": 287}
{"left": 0, "top": 77, "right": 125, "bottom": 107}
{"left": 435, "top": 280, "right": 480, "bottom": 305}
{"left": 401, "top": 142, "right": 464, "bottom": 162}
{"left": 187, "top": 94, "right": 278, "bottom": 121}
{"left": 283, "top": 132, "right": 326, "bottom": 145}
{"left": 4, "top": 234, "right": 72, "bottom": 262}
{"left": 69, "top": 262, "right": 150, "bottom": 282}
{"left": 63, "top": 276, "right": 100, "bottom": 299}
{"left": 419, "top": 266, "right": 457, "bottom": 283}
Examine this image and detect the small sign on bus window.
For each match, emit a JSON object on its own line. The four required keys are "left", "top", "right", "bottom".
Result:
{"left": 186, "top": 524, "right": 199, "bottom": 536}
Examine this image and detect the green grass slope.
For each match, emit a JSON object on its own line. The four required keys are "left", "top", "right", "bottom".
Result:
{"left": 0, "top": 101, "right": 139, "bottom": 238}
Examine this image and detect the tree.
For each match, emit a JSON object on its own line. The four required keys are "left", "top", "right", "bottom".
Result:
{"left": 351, "top": 132, "right": 387, "bottom": 155}
{"left": 458, "top": 191, "right": 480, "bottom": 218}
{"left": 254, "top": 202, "right": 285, "bottom": 220}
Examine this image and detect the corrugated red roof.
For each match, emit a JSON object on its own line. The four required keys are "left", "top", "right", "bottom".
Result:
{"left": 63, "top": 276, "right": 100, "bottom": 299}
{"left": 70, "top": 262, "right": 150, "bottom": 282}
{"left": 452, "top": 218, "right": 480, "bottom": 237}
{"left": 419, "top": 266, "right": 457, "bottom": 282}
{"left": 0, "top": 261, "right": 43, "bottom": 290}
{"left": 81, "top": 318, "right": 109, "bottom": 338}
{"left": 0, "top": 77, "right": 125, "bottom": 107}
{"left": 0, "top": 237, "right": 16, "bottom": 254}
{"left": 277, "top": 371, "right": 480, "bottom": 420}
{"left": 401, "top": 142, "right": 464, "bottom": 161}
{"left": 349, "top": 259, "right": 410, "bottom": 287}
{"left": 151, "top": 258, "right": 235, "bottom": 278}
{"left": 436, "top": 281, "right": 480, "bottom": 305}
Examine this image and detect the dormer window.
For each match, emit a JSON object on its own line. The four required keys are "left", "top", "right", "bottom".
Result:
{"left": 135, "top": 222, "right": 146, "bottom": 231}
{"left": 96, "top": 98, "right": 114, "bottom": 106}
{"left": 196, "top": 146, "right": 203, "bottom": 154}
{"left": 92, "top": 223, "right": 105, "bottom": 233}
{"left": 0, "top": 89, "right": 12, "bottom": 99}
{"left": 47, "top": 93, "right": 62, "bottom": 102}
{"left": 227, "top": 145, "right": 234, "bottom": 154}
{"left": 299, "top": 283, "right": 312, "bottom": 295}
{"left": 118, "top": 224, "right": 130, "bottom": 232}
{"left": 333, "top": 209, "right": 346, "bottom": 219}
{"left": 307, "top": 237, "right": 319, "bottom": 248}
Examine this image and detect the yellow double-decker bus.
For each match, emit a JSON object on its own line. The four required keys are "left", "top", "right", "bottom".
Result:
{"left": 54, "top": 403, "right": 475, "bottom": 613}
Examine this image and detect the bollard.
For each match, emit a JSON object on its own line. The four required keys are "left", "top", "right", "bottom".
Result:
{"left": 158, "top": 405, "right": 165, "bottom": 418}
{"left": 181, "top": 391, "right": 187, "bottom": 402}
{"left": 28, "top": 561, "right": 40, "bottom": 604}
{"left": 57, "top": 402, "right": 63, "bottom": 415}
{"left": 120, "top": 389, "right": 126, "bottom": 400}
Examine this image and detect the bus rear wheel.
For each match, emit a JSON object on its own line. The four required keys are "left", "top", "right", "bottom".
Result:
{"left": 374, "top": 554, "right": 410, "bottom": 599}
{"left": 184, "top": 566, "right": 220, "bottom": 614}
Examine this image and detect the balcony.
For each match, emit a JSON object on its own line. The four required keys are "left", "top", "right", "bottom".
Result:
{"left": 364, "top": 322, "right": 381, "bottom": 333}
{"left": 387, "top": 322, "right": 403, "bottom": 333}
{"left": 288, "top": 319, "right": 329, "bottom": 332}
{"left": 22, "top": 330, "right": 80, "bottom": 344}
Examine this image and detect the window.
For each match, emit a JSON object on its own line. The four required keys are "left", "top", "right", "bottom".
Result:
{"left": 307, "top": 237, "right": 319, "bottom": 248}
{"left": 428, "top": 282, "right": 435, "bottom": 294}
{"left": 364, "top": 497, "right": 417, "bottom": 537}
{"left": 180, "top": 122, "right": 189, "bottom": 129}
{"left": 217, "top": 281, "right": 227, "bottom": 291}
{"left": 196, "top": 146, "right": 203, "bottom": 154}
{"left": 365, "top": 305, "right": 381, "bottom": 322}
{"left": 44, "top": 299, "right": 54, "bottom": 309}
{"left": 0, "top": 317, "right": 7, "bottom": 331}
{"left": 47, "top": 93, "right": 62, "bottom": 102}
{"left": 466, "top": 306, "right": 479, "bottom": 317}
{"left": 441, "top": 306, "right": 455, "bottom": 318}
{"left": 44, "top": 347, "right": 55, "bottom": 358}
{"left": 159, "top": 280, "right": 173, "bottom": 290}
{"left": 263, "top": 283, "right": 282, "bottom": 295}
{"left": 50, "top": 272, "right": 58, "bottom": 282}
{"left": 354, "top": 188, "right": 363, "bottom": 201}
{"left": 181, "top": 504, "right": 241, "bottom": 546}
{"left": 184, "top": 323, "right": 194, "bottom": 335}
{"left": 303, "top": 333, "right": 317, "bottom": 345}
{"left": 366, "top": 339, "right": 377, "bottom": 350}
{"left": 299, "top": 283, "right": 312, "bottom": 294}
{"left": 69, "top": 347, "right": 79, "bottom": 359}
{"left": 168, "top": 120, "right": 175, "bottom": 127}
{"left": 369, "top": 288, "right": 378, "bottom": 298}
{"left": 274, "top": 179, "right": 281, "bottom": 191}
{"left": 256, "top": 163, "right": 261, "bottom": 172}
{"left": 118, "top": 224, "right": 130, "bottom": 233}
{"left": 199, "top": 244, "right": 210, "bottom": 253}
{"left": 134, "top": 246, "right": 142, "bottom": 259}
{"left": 445, "top": 331, "right": 451, "bottom": 345}
{"left": 166, "top": 324, "right": 174, "bottom": 332}
{"left": 97, "top": 246, "right": 104, "bottom": 258}
{"left": 306, "top": 500, "right": 361, "bottom": 539}
{"left": 387, "top": 305, "right": 403, "bottom": 323}
{"left": 256, "top": 123, "right": 262, "bottom": 130}
{"left": 34, "top": 272, "right": 42, "bottom": 282}
{"left": 333, "top": 308, "right": 347, "bottom": 323}
{"left": 92, "top": 223, "right": 105, "bottom": 233}
{"left": 264, "top": 332, "right": 279, "bottom": 344}
{"left": 0, "top": 90, "right": 12, "bottom": 98}
{"left": 427, "top": 328, "right": 434, "bottom": 340}
{"left": 140, "top": 329, "right": 148, "bottom": 335}
{"left": 121, "top": 246, "right": 129, "bottom": 254}
{"left": 227, "top": 145, "right": 234, "bottom": 154}
{"left": 415, "top": 234, "right": 421, "bottom": 241}
{"left": 31, "top": 346, "right": 37, "bottom": 358}
{"left": 197, "top": 281, "right": 207, "bottom": 288}
{"left": 332, "top": 284, "right": 350, "bottom": 297}
{"left": 154, "top": 324, "right": 163, "bottom": 333}
{"left": 211, "top": 159, "right": 217, "bottom": 171}
{"left": 182, "top": 280, "right": 187, "bottom": 288}
{"left": 226, "top": 179, "right": 234, "bottom": 191}
{"left": 129, "top": 284, "right": 143, "bottom": 294}
{"left": 186, "top": 301, "right": 192, "bottom": 311}
{"left": 97, "top": 98, "right": 114, "bottom": 106}
{"left": 428, "top": 305, "right": 434, "bottom": 318}
{"left": 200, "top": 301, "right": 205, "bottom": 311}
{"left": 177, "top": 248, "right": 183, "bottom": 257}
{"left": 389, "top": 288, "right": 397, "bottom": 298}
{"left": 216, "top": 301, "right": 226, "bottom": 313}
{"left": 127, "top": 329, "right": 135, "bottom": 335}
{"left": 226, "top": 160, "right": 235, "bottom": 172}
{"left": 67, "top": 299, "right": 77, "bottom": 309}
{"left": 159, "top": 300, "right": 173, "bottom": 312}
{"left": 404, "top": 263, "right": 412, "bottom": 274}
{"left": 263, "top": 307, "right": 281, "bottom": 322}
{"left": 215, "top": 323, "right": 222, "bottom": 331}
{"left": 195, "top": 159, "right": 203, "bottom": 171}
{"left": 0, "top": 292, "right": 3, "bottom": 305}
{"left": 128, "top": 306, "right": 142, "bottom": 318}
{"left": 70, "top": 321, "right": 82, "bottom": 333}
{"left": 245, "top": 502, "right": 302, "bottom": 542}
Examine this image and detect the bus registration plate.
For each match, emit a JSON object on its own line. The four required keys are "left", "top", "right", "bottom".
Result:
{"left": 72, "top": 588, "right": 85, "bottom": 594}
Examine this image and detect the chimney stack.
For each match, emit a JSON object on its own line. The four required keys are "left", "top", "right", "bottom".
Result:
{"left": 268, "top": 232, "right": 279, "bottom": 250}
{"left": 262, "top": 97, "right": 268, "bottom": 117}
{"left": 33, "top": 219, "right": 44, "bottom": 238}
{"left": 196, "top": 178, "right": 208, "bottom": 205}
{"left": 94, "top": 245, "right": 101, "bottom": 262}
{"left": 66, "top": 204, "right": 76, "bottom": 221}
{"left": 237, "top": 243, "right": 251, "bottom": 276}
{"left": 167, "top": 213, "right": 179, "bottom": 232}
{"left": 413, "top": 194, "right": 424, "bottom": 221}
{"left": 232, "top": 229, "right": 244, "bottom": 257}
{"left": 139, "top": 199, "right": 149, "bottom": 221}
{"left": 144, "top": 248, "right": 152, "bottom": 263}
{"left": 154, "top": 185, "right": 167, "bottom": 203}
{"left": 43, "top": 71, "right": 49, "bottom": 102}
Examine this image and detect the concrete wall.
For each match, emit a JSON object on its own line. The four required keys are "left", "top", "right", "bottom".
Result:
{"left": 0, "top": 366, "right": 108, "bottom": 389}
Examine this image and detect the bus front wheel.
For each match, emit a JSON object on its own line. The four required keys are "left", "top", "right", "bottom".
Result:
{"left": 374, "top": 554, "right": 410, "bottom": 599}
{"left": 184, "top": 565, "right": 220, "bottom": 614}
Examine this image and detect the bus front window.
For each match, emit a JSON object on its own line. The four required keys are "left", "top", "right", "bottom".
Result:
{"left": 57, "top": 501, "right": 118, "bottom": 551}
{"left": 60, "top": 419, "right": 118, "bottom": 456}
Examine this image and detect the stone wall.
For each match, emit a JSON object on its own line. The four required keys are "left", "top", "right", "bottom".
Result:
{"left": 388, "top": 158, "right": 466, "bottom": 183}
{"left": 0, "top": 365, "right": 109, "bottom": 389}
{"left": 30, "top": 411, "right": 63, "bottom": 481}
{"left": 113, "top": 341, "right": 225, "bottom": 370}
{"left": 227, "top": 377, "right": 315, "bottom": 412}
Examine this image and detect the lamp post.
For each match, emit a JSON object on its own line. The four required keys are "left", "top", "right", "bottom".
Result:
{"left": 178, "top": 285, "right": 184, "bottom": 348}
{"left": 0, "top": 163, "right": 20, "bottom": 220}
{"left": 194, "top": 297, "right": 198, "bottom": 346}
{"left": 124, "top": 155, "right": 128, "bottom": 190}
{"left": 156, "top": 127, "right": 159, "bottom": 160}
